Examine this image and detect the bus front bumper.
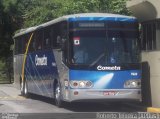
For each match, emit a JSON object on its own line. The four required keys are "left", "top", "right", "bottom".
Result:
{"left": 64, "top": 89, "right": 141, "bottom": 102}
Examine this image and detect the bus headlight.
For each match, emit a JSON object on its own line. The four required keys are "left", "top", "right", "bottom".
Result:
{"left": 70, "top": 81, "right": 79, "bottom": 88}
{"left": 130, "top": 81, "right": 137, "bottom": 87}
{"left": 86, "top": 81, "right": 93, "bottom": 88}
{"left": 124, "top": 79, "right": 141, "bottom": 88}
{"left": 70, "top": 80, "right": 93, "bottom": 88}
{"left": 79, "top": 81, "right": 85, "bottom": 88}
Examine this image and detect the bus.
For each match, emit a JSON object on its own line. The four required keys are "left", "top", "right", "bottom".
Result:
{"left": 13, "top": 13, "right": 141, "bottom": 107}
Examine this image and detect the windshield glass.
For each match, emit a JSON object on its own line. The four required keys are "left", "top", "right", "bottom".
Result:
{"left": 69, "top": 22, "right": 140, "bottom": 66}
{"left": 107, "top": 30, "right": 140, "bottom": 64}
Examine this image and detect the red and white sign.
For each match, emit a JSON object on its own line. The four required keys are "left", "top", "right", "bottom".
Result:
{"left": 73, "top": 37, "right": 80, "bottom": 45}
{"left": 103, "top": 91, "right": 118, "bottom": 96}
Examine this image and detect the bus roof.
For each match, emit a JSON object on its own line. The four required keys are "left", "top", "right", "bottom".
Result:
{"left": 14, "top": 13, "right": 136, "bottom": 38}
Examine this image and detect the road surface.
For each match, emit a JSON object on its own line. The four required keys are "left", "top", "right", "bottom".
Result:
{"left": 0, "top": 84, "right": 146, "bottom": 113}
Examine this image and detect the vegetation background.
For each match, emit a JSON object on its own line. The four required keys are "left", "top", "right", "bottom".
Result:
{"left": 0, "top": 0, "right": 130, "bottom": 83}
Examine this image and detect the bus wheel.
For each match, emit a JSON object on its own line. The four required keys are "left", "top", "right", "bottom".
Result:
{"left": 54, "top": 83, "right": 63, "bottom": 107}
{"left": 20, "top": 78, "right": 24, "bottom": 96}
{"left": 24, "top": 80, "right": 29, "bottom": 98}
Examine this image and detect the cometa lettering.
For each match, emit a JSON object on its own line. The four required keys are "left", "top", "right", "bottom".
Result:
{"left": 35, "top": 55, "right": 47, "bottom": 66}
{"left": 97, "top": 65, "right": 121, "bottom": 70}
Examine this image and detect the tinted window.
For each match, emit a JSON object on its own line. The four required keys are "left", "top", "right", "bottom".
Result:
{"left": 108, "top": 21, "right": 138, "bottom": 30}
{"left": 14, "top": 38, "right": 18, "bottom": 55}
{"left": 52, "top": 21, "right": 67, "bottom": 49}
{"left": 69, "top": 21, "right": 140, "bottom": 67}
{"left": 44, "top": 27, "right": 52, "bottom": 49}
{"left": 22, "top": 35, "right": 29, "bottom": 54}
{"left": 17, "top": 37, "right": 23, "bottom": 54}
{"left": 36, "top": 30, "right": 43, "bottom": 50}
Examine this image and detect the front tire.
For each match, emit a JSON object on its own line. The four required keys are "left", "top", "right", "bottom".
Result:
{"left": 24, "top": 80, "right": 29, "bottom": 98}
{"left": 54, "top": 83, "right": 63, "bottom": 107}
{"left": 20, "top": 78, "right": 29, "bottom": 97}
{"left": 20, "top": 78, "right": 24, "bottom": 96}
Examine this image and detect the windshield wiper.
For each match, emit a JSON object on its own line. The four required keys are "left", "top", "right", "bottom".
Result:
{"left": 89, "top": 53, "right": 105, "bottom": 67}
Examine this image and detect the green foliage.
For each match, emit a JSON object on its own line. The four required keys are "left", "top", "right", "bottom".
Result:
{"left": 18, "top": 0, "right": 131, "bottom": 28}
{"left": 0, "top": 0, "right": 131, "bottom": 59}
{"left": 0, "top": 0, "right": 23, "bottom": 59}
{"left": 21, "top": 0, "right": 62, "bottom": 27}
{"left": 109, "top": 0, "right": 131, "bottom": 15}
{"left": 0, "top": 0, "right": 131, "bottom": 82}
{"left": 0, "top": 60, "right": 6, "bottom": 81}
{"left": 61, "top": 0, "right": 130, "bottom": 16}
{"left": 0, "top": 59, "right": 13, "bottom": 83}
{"left": 65, "top": 0, "right": 100, "bottom": 13}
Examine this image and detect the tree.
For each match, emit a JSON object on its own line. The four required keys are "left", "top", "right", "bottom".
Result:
{"left": 108, "top": 0, "right": 130, "bottom": 15}
{"left": 0, "top": 0, "right": 131, "bottom": 58}
{"left": 0, "top": 0, "right": 23, "bottom": 59}
{"left": 62, "top": 0, "right": 130, "bottom": 16}
{"left": 0, "top": 0, "right": 23, "bottom": 82}
{"left": 19, "top": 0, "right": 64, "bottom": 28}
{"left": 21, "top": 0, "right": 131, "bottom": 28}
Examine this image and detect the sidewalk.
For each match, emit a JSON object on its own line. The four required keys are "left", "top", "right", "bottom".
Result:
{"left": 0, "top": 84, "right": 22, "bottom": 100}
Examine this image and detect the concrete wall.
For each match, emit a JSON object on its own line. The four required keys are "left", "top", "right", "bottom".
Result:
{"left": 156, "top": 22, "right": 160, "bottom": 50}
{"left": 142, "top": 51, "right": 160, "bottom": 108}
{"left": 141, "top": 19, "right": 160, "bottom": 108}
{"left": 127, "top": 0, "right": 160, "bottom": 108}
{"left": 147, "top": 0, "right": 160, "bottom": 19}
{"left": 127, "top": 0, "right": 160, "bottom": 21}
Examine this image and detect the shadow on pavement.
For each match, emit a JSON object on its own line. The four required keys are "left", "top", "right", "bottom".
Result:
{"left": 25, "top": 93, "right": 146, "bottom": 112}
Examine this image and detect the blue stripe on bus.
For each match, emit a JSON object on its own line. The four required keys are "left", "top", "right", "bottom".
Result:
{"left": 25, "top": 50, "right": 59, "bottom": 96}
{"left": 68, "top": 17, "right": 137, "bottom": 22}
{"left": 69, "top": 69, "right": 141, "bottom": 89}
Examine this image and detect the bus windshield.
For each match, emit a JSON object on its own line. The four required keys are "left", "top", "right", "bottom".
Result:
{"left": 69, "top": 22, "right": 140, "bottom": 66}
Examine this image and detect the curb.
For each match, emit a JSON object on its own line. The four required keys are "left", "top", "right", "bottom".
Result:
{"left": 147, "top": 107, "right": 160, "bottom": 113}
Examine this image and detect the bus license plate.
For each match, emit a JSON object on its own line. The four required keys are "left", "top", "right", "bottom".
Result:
{"left": 103, "top": 91, "right": 117, "bottom": 96}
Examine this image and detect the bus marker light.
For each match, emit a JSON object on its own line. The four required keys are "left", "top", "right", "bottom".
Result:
{"left": 124, "top": 79, "right": 141, "bottom": 88}
{"left": 73, "top": 82, "right": 78, "bottom": 87}
{"left": 79, "top": 81, "right": 85, "bottom": 88}
{"left": 70, "top": 80, "right": 93, "bottom": 88}
{"left": 86, "top": 81, "right": 92, "bottom": 87}
{"left": 74, "top": 91, "right": 79, "bottom": 95}
{"left": 64, "top": 80, "right": 68, "bottom": 87}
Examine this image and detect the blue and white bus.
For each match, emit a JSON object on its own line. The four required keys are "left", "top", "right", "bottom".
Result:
{"left": 14, "top": 13, "right": 141, "bottom": 107}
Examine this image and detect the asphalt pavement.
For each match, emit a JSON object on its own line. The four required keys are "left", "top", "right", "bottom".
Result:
{"left": 0, "top": 84, "right": 146, "bottom": 113}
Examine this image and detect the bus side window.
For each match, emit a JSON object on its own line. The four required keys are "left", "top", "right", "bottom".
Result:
{"left": 60, "top": 21, "right": 68, "bottom": 63}
{"left": 44, "top": 28, "right": 51, "bottom": 50}
{"left": 36, "top": 30, "right": 43, "bottom": 50}
{"left": 22, "top": 35, "right": 28, "bottom": 54}
{"left": 52, "top": 24, "right": 61, "bottom": 49}
{"left": 14, "top": 38, "right": 18, "bottom": 55}
{"left": 52, "top": 22, "right": 67, "bottom": 49}
{"left": 60, "top": 21, "right": 67, "bottom": 41}
{"left": 17, "top": 37, "right": 23, "bottom": 54}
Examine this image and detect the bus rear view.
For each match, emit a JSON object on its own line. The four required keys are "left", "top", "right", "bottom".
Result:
{"left": 63, "top": 14, "right": 141, "bottom": 103}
